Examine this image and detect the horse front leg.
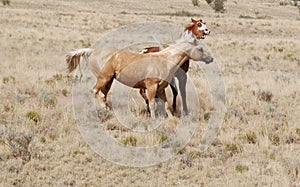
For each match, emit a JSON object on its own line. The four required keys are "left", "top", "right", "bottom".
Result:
{"left": 178, "top": 73, "right": 188, "bottom": 115}
{"left": 170, "top": 77, "right": 178, "bottom": 113}
{"left": 157, "top": 88, "right": 173, "bottom": 118}
{"left": 146, "top": 84, "right": 158, "bottom": 119}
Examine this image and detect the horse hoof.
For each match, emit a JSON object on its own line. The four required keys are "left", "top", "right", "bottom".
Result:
{"left": 91, "top": 88, "right": 98, "bottom": 95}
{"left": 183, "top": 111, "right": 189, "bottom": 116}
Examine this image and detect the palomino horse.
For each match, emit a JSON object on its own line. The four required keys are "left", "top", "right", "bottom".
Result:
{"left": 66, "top": 19, "right": 213, "bottom": 118}
{"left": 139, "top": 18, "right": 210, "bottom": 115}
{"left": 139, "top": 46, "right": 190, "bottom": 115}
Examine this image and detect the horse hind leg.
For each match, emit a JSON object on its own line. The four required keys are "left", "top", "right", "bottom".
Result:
{"left": 146, "top": 84, "right": 158, "bottom": 119}
{"left": 92, "top": 74, "right": 114, "bottom": 108}
{"left": 139, "top": 89, "right": 150, "bottom": 113}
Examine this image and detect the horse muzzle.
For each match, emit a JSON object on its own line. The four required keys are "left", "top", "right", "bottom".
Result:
{"left": 204, "top": 56, "right": 214, "bottom": 64}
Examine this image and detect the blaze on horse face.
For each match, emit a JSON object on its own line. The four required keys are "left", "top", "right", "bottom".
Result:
{"left": 189, "top": 18, "right": 210, "bottom": 39}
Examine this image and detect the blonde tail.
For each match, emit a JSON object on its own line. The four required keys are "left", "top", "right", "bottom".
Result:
{"left": 66, "top": 48, "right": 94, "bottom": 73}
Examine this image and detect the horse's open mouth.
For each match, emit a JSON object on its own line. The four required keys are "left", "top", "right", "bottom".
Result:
{"left": 199, "top": 35, "right": 206, "bottom": 39}
{"left": 200, "top": 31, "right": 210, "bottom": 39}
{"left": 198, "top": 32, "right": 210, "bottom": 39}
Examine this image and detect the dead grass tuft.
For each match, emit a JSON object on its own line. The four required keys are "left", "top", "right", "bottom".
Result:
{"left": 253, "top": 89, "right": 273, "bottom": 102}
{"left": 159, "top": 135, "right": 168, "bottom": 143}
{"left": 39, "top": 94, "right": 58, "bottom": 108}
{"left": 2, "top": 130, "right": 32, "bottom": 161}
{"left": 187, "top": 151, "right": 201, "bottom": 159}
{"left": 97, "top": 108, "right": 113, "bottom": 123}
{"left": 122, "top": 136, "right": 137, "bottom": 146}
{"left": 25, "top": 111, "right": 42, "bottom": 123}
{"left": 2, "top": 76, "right": 16, "bottom": 84}
{"left": 235, "top": 164, "right": 249, "bottom": 173}
{"left": 224, "top": 143, "right": 242, "bottom": 157}
{"left": 269, "top": 134, "right": 280, "bottom": 146}
{"left": 243, "top": 131, "right": 257, "bottom": 144}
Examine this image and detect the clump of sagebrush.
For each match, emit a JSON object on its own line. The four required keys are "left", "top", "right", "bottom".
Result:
{"left": 225, "top": 143, "right": 242, "bottom": 157}
{"left": 235, "top": 164, "right": 249, "bottom": 173}
{"left": 25, "top": 111, "right": 42, "bottom": 123}
{"left": 2, "top": 75, "right": 15, "bottom": 84}
{"left": 204, "top": 111, "right": 211, "bottom": 121}
{"left": 253, "top": 89, "right": 273, "bottom": 102}
{"left": 159, "top": 135, "right": 168, "bottom": 143}
{"left": 243, "top": 131, "right": 257, "bottom": 144}
{"left": 213, "top": 0, "right": 226, "bottom": 12}
{"left": 187, "top": 151, "right": 201, "bottom": 159}
{"left": 73, "top": 149, "right": 85, "bottom": 155}
{"left": 38, "top": 93, "right": 57, "bottom": 107}
{"left": 79, "top": 39, "right": 91, "bottom": 48}
{"left": 45, "top": 95, "right": 57, "bottom": 107}
{"left": 45, "top": 73, "right": 72, "bottom": 86}
{"left": 122, "top": 136, "right": 137, "bottom": 146}
{"left": 269, "top": 133, "right": 280, "bottom": 145}
{"left": 48, "top": 131, "right": 58, "bottom": 141}
{"left": 269, "top": 152, "right": 276, "bottom": 160}
{"left": 61, "top": 89, "right": 69, "bottom": 96}
{"left": 40, "top": 136, "right": 46, "bottom": 143}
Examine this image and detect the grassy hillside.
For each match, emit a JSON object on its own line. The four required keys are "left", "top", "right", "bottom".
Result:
{"left": 0, "top": 0, "right": 299, "bottom": 186}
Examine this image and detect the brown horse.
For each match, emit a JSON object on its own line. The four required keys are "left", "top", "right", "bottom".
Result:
{"left": 66, "top": 19, "right": 212, "bottom": 118}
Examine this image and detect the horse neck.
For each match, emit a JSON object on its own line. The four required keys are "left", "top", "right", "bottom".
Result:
{"left": 176, "top": 30, "right": 198, "bottom": 45}
{"left": 162, "top": 42, "right": 193, "bottom": 68}
{"left": 158, "top": 30, "right": 198, "bottom": 68}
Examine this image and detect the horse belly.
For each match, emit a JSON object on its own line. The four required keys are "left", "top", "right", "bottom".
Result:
{"left": 116, "top": 74, "right": 146, "bottom": 88}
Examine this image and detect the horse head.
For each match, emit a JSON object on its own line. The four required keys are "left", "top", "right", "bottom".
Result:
{"left": 186, "top": 18, "right": 210, "bottom": 39}
{"left": 190, "top": 45, "right": 213, "bottom": 64}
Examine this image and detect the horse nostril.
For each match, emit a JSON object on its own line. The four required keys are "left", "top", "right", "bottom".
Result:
{"left": 205, "top": 57, "right": 213, "bottom": 64}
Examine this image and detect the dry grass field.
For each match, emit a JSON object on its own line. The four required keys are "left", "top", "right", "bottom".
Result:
{"left": 0, "top": 0, "right": 300, "bottom": 186}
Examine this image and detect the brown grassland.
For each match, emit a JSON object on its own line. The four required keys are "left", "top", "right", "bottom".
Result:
{"left": 0, "top": 0, "right": 299, "bottom": 186}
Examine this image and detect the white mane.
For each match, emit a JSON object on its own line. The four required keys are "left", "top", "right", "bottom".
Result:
{"left": 175, "top": 30, "right": 199, "bottom": 45}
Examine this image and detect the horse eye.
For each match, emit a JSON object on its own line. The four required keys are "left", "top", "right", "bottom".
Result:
{"left": 197, "top": 22, "right": 202, "bottom": 27}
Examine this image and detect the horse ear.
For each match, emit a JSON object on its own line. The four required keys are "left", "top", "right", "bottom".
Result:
{"left": 191, "top": 18, "right": 197, "bottom": 23}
